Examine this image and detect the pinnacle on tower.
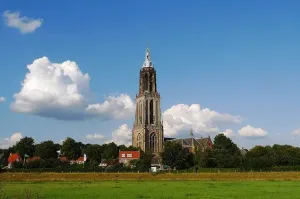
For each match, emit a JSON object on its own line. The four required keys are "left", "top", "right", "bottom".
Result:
{"left": 142, "top": 48, "right": 153, "bottom": 68}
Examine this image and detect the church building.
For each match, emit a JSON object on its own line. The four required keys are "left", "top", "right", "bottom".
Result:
{"left": 132, "top": 49, "right": 164, "bottom": 154}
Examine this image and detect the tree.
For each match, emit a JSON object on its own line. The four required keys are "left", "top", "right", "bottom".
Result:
{"left": 35, "top": 140, "right": 58, "bottom": 159}
{"left": 243, "top": 145, "right": 276, "bottom": 170}
{"left": 213, "top": 134, "right": 242, "bottom": 168}
{"left": 195, "top": 148, "right": 216, "bottom": 168}
{"left": 161, "top": 142, "right": 187, "bottom": 169}
{"left": 13, "top": 137, "right": 35, "bottom": 158}
{"left": 85, "top": 144, "right": 103, "bottom": 163}
{"left": 61, "top": 137, "right": 81, "bottom": 160}
{"left": 102, "top": 142, "right": 118, "bottom": 160}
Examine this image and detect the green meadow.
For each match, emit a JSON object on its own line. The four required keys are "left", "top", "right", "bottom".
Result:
{"left": 2, "top": 181, "right": 300, "bottom": 199}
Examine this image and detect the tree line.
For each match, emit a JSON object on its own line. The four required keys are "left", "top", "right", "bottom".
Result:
{"left": 2, "top": 134, "right": 300, "bottom": 172}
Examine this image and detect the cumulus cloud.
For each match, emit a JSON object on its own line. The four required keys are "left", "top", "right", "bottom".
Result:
{"left": 3, "top": 10, "right": 43, "bottom": 34}
{"left": 86, "top": 133, "right": 105, "bottom": 140}
{"left": 106, "top": 124, "right": 132, "bottom": 146}
{"left": 11, "top": 57, "right": 135, "bottom": 120}
{"left": 0, "top": 97, "right": 5, "bottom": 103}
{"left": 292, "top": 129, "right": 300, "bottom": 136}
{"left": 238, "top": 125, "right": 268, "bottom": 139}
{"left": 222, "top": 129, "right": 235, "bottom": 138}
{"left": 0, "top": 132, "right": 23, "bottom": 149}
{"left": 163, "top": 104, "right": 241, "bottom": 137}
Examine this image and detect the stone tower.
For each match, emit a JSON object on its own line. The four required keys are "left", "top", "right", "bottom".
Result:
{"left": 132, "top": 48, "right": 164, "bottom": 154}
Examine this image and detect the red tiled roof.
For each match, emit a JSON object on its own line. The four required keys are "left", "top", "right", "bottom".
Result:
{"left": 8, "top": 153, "right": 21, "bottom": 163}
{"left": 27, "top": 156, "right": 40, "bottom": 162}
{"left": 76, "top": 157, "right": 84, "bottom": 161}
{"left": 119, "top": 151, "right": 140, "bottom": 159}
{"left": 59, "top": 156, "right": 68, "bottom": 162}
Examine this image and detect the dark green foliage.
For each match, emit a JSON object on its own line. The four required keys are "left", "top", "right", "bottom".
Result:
{"left": 243, "top": 144, "right": 300, "bottom": 170}
{"left": 213, "top": 134, "right": 242, "bottom": 168}
{"left": 35, "top": 140, "right": 58, "bottom": 159}
{"left": 161, "top": 142, "right": 188, "bottom": 169}
{"left": 13, "top": 137, "right": 35, "bottom": 158}
{"left": 102, "top": 142, "right": 118, "bottom": 160}
{"left": 195, "top": 148, "right": 216, "bottom": 168}
{"left": 85, "top": 144, "right": 103, "bottom": 163}
{"left": 61, "top": 137, "right": 81, "bottom": 160}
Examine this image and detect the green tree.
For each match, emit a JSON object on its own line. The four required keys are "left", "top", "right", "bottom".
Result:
{"left": 102, "top": 142, "right": 118, "bottom": 160}
{"left": 85, "top": 144, "right": 103, "bottom": 163}
{"left": 195, "top": 148, "right": 216, "bottom": 168}
{"left": 61, "top": 137, "right": 81, "bottom": 160}
{"left": 213, "top": 134, "right": 242, "bottom": 168}
{"left": 35, "top": 140, "right": 58, "bottom": 159}
{"left": 13, "top": 137, "right": 35, "bottom": 158}
{"left": 243, "top": 145, "right": 276, "bottom": 170}
{"left": 161, "top": 142, "right": 187, "bottom": 169}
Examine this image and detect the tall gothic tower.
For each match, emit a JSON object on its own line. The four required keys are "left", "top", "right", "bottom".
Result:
{"left": 132, "top": 48, "right": 164, "bottom": 154}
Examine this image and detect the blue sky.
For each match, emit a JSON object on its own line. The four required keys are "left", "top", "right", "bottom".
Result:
{"left": 1, "top": 0, "right": 300, "bottom": 149}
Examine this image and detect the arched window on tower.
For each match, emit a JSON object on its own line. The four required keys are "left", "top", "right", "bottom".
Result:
{"left": 156, "top": 101, "right": 158, "bottom": 124}
{"left": 144, "top": 73, "right": 149, "bottom": 91}
{"left": 145, "top": 100, "right": 148, "bottom": 125}
{"left": 137, "top": 133, "right": 142, "bottom": 149}
{"left": 139, "top": 102, "right": 142, "bottom": 124}
{"left": 150, "top": 132, "right": 157, "bottom": 152}
{"left": 150, "top": 100, "right": 154, "bottom": 124}
{"left": 149, "top": 73, "right": 153, "bottom": 92}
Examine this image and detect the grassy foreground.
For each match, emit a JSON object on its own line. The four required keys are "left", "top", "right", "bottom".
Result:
{"left": 2, "top": 181, "right": 300, "bottom": 199}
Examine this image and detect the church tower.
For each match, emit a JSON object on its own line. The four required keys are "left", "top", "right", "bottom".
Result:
{"left": 132, "top": 48, "right": 164, "bottom": 154}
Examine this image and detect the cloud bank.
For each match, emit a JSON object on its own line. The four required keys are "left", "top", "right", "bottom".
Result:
{"left": 3, "top": 10, "right": 43, "bottom": 34}
{"left": 238, "top": 125, "right": 268, "bottom": 139}
{"left": 11, "top": 57, "right": 135, "bottom": 121}
{"left": 0, "top": 132, "right": 23, "bottom": 149}
{"left": 86, "top": 133, "right": 105, "bottom": 140}
{"left": 162, "top": 104, "right": 241, "bottom": 137}
{"left": 106, "top": 124, "right": 132, "bottom": 146}
{"left": 0, "top": 97, "right": 5, "bottom": 103}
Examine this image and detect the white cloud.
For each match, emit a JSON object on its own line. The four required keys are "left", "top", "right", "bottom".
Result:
{"left": 222, "top": 129, "right": 235, "bottom": 138}
{"left": 0, "top": 132, "right": 23, "bottom": 149}
{"left": 3, "top": 10, "right": 43, "bottom": 34}
{"left": 238, "top": 125, "right": 268, "bottom": 139}
{"left": 107, "top": 124, "right": 132, "bottom": 146}
{"left": 0, "top": 97, "right": 5, "bottom": 103}
{"left": 163, "top": 104, "right": 241, "bottom": 137}
{"left": 292, "top": 129, "right": 300, "bottom": 136}
{"left": 11, "top": 57, "right": 135, "bottom": 120}
{"left": 86, "top": 133, "right": 105, "bottom": 140}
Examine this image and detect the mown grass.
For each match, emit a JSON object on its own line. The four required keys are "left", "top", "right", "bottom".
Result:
{"left": 2, "top": 181, "right": 300, "bottom": 199}
{"left": 2, "top": 172, "right": 300, "bottom": 182}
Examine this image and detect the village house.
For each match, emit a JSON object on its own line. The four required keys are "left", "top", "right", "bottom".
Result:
{"left": 7, "top": 153, "right": 22, "bottom": 168}
{"left": 118, "top": 151, "right": 140, "bottom": 166}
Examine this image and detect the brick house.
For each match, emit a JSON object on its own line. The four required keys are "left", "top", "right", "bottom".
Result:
{"left": 119, "top": 151, "right": 140, "bottom": 166}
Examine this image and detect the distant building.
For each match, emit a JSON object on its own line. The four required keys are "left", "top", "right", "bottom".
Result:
{"left": 132, "top": 49, "right": 164, "bottom": 155}
{"left": 168, "top": 136, "right": 213, "bottom": 153}
{"left": 99, "top": 159, "right": 118, "bottom": 167}
{"left": 7, "top": 153, "right": 22, "bottom": 168}
{"left": 119, "top": 151, "right": 140, "bottom": 165}
{"left": 26, "top": 156, "right": 40, "bottom": 163}
{"left": 58, "top": 156, "right": 68, "bottom": 162}
{"left": 70, "top": 157, "right": 85, "bottom": 165}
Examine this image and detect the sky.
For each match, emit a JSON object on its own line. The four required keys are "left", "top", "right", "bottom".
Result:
{"left": 1, "top": 0, "right": 300, "bottom": 149}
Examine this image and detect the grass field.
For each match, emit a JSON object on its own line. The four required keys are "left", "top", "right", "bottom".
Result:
{"left": 2, "top": 181, "right": 300, "bottom": 199}
{"left": 2, "top": 172, "right": 300, "bottom": 198}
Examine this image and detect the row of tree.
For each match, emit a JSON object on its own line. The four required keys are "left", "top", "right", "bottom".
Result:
{"left": 2, "top": 134, "right": 300, "bottom": 171}
{"left": 161, "top": 134, "right": 300, "bottom": 170}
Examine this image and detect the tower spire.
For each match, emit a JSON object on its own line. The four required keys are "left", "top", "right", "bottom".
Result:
{"left": 142, "top": 48, "right": 153, "bottom": 68}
